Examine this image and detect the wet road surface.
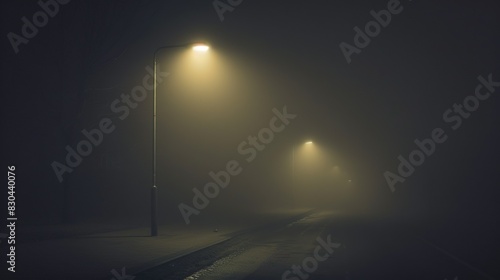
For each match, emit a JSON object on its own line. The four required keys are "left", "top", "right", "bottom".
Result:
{"left": 135, "top": 210, "right": 496, "bottom": 280}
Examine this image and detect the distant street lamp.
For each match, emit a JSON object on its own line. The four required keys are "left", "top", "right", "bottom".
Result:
{"left": 333, "top": 165, "right": 340, "bottom": 172}
{"left": 292, "top": 141, "right": 313, "bottom": 188}
{"left": 151, "top": 42, "right": 209, "bottom": 237}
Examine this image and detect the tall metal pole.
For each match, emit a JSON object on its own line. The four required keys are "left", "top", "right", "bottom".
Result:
{"left": 151, "top": 53, "right": 158, "bottom": 236}
{"left": 150, "top": 43, "right": 208, "bottom": 237}
{"left": 292, "top": 146, "right": 295, "bottom": 188}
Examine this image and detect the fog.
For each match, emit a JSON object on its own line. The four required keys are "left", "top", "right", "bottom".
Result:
{"left": 3, "top": 1, "right": 499, "bottom": 252}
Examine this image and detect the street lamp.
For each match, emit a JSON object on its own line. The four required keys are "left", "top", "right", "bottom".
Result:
{"left": 151, "top": 42, "right": 209, "bottom": 237}
{"left": 292, "top": 141, "right": 313, "bottom": 188}
{"left": 332, "top": 165, "right": 340, "bottom": 174}
{"left": 192, "top": 44, "right": 210, "bottom": 52}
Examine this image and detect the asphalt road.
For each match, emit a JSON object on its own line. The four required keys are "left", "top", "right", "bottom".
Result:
{"left": 135, "top": 210, "right": 496, "bottom": 280}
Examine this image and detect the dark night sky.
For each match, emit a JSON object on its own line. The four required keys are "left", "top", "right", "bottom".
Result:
{"left": 2, "top": 0, "right": 500, "bottom": 243}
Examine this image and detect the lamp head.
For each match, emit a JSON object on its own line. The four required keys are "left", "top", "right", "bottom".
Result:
{"left": 192, "top": 43, "right": 210, "bottom": 52}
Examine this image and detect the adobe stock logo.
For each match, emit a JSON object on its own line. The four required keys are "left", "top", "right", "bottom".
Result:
{"left": 339, "top": 0, "right": 405, "bottom": 64}
{"left": 51, "top": 65, "right": 170, "bottom": 183}
{"left": 110, "top": 267, "right": 134, "bottom": 280}
{"left": 385, "top": 73, "right": 499, "bottom": 192}
{"left": 7, "top": 0, "right": 71, "bottom": 54}
{"left": 212, "top": 0, "right": 243, "bottom": 22}
{"left": 178, "top": 106, "right": 297, "bottom": 224}
{"left": 282, "top": 234, "right": 341, "bottom": 280}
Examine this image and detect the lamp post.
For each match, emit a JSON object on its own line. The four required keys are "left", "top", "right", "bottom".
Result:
{"left": 290, "top": 141, "right": 313, "bottom": 207}
{"left": 151, "top": 42, "right": 209, "bottom": 237}
{"left": 291, "top": 141, "right": 313, "bottom": 188}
